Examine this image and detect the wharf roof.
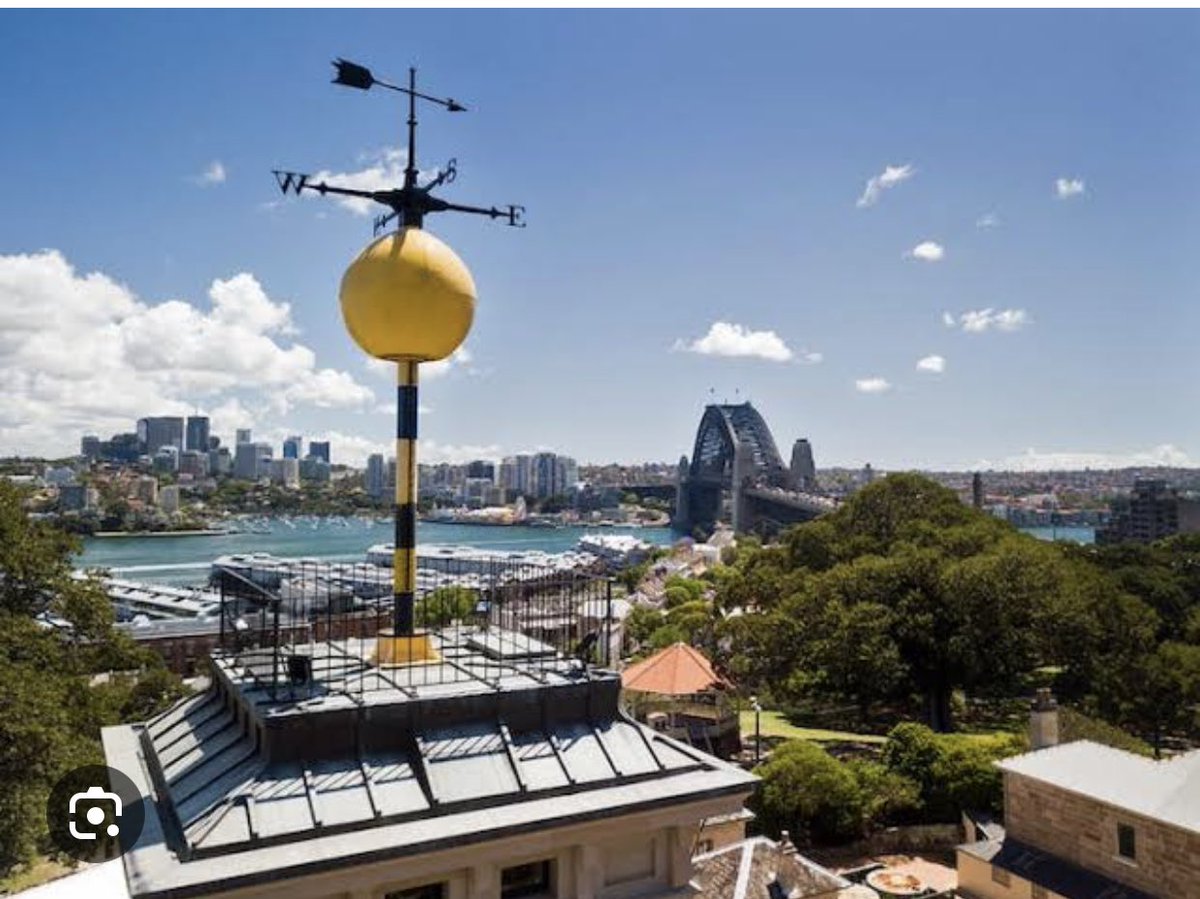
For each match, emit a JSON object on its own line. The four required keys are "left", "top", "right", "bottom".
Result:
{"left": 622, "top": 642, "right": 728, "bottom": 696}
{"left": 105, "top": 628, "right": 756, "bottom": 899}
{"left": 997, "top": 740, "right": 1200, "bottom": 833}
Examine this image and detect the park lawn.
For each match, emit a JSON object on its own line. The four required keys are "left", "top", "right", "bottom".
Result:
{"left": 740, "top": 710, "right": 886, "bottom": 745}
{"left": 740, "top": 710, "right": 1017, "bottom": 747}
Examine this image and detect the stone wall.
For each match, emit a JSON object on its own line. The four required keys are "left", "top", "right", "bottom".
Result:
{"left": 1004, "top": 772, "right": 1200, "bottom": 898}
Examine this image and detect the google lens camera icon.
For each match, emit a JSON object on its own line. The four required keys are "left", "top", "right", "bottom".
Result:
{"left": 68, "top": 786, "right": 122, "bottom": 840}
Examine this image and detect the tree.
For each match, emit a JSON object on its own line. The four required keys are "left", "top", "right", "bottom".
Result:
{"left": 752, "top": 741, "right": 865, "bottom": 843}
{"left": 416, "top": 586, "right": 479, "bottom": 628}
{"left": 0, "top": 482, "right": 188, "bottom": 875}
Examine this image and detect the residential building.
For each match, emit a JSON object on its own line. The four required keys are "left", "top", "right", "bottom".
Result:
{"left": 59, "top": 483, "right": 97, "bottom": 512}
{"left": 956, "top": 691, "right": 1200, "bottom": 899}
{"left": 80, "top": 435, "right": 101, "bottom": 459}
{"left": 185, "top": 416, "right": 210, "bottom": 453}
{"left": 138, "top": 416, "right": 184, "bottom": 455}
{"left": 283, "top": 434, "right": 303, "bottom": 460}
{"left": 691, "top": 835, "right": 873, "bottom": 898}
{"left": 308, "top": 440, "right": 331, "bottom": 463}
{"left": 133, "top": 475, "right": 158, "bottom": 506}
{"left": 1097, "top": 477, "right": 1200, "bottom": 544}
{"left": 43, "top": 465, "right": 75, "bottom": 486}
{"left": 159, "top": 484, "right": 181, "bottom": 514}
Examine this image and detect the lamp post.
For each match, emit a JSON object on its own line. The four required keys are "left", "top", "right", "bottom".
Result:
{"left": 750, "top": 695, "right": 762, "bottom": 765}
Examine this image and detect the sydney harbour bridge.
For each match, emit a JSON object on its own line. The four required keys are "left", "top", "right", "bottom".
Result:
{"left": 672, "top": 402, "right": 838, "bottom": 538}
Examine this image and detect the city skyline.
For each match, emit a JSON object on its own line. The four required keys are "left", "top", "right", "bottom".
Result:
{"left": 1, "top": 11, "right": 1198, "bottom": 470}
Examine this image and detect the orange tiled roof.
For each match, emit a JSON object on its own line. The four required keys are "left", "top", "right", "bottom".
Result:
{"left": 621, "top": 642, "right": 727, "bottom": 696}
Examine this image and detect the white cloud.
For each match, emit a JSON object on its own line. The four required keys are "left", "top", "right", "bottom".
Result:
{"left": 363, "top": 345, "right": 474, "bottom": 382}
{"left": 800, "top": 350, "right": 824, "bottom": 365}
{"left": 977, "top": 444, "right": 1192, "bottom": 472}
{"left": 1055, "top": 177, "right": 1085, "bottom": 200}
{"left": 949, "top": 307, "right": 1032, "bottom": 333}
{"left": 419, "top": 439, "right": 502, "bottom": 465}
{"left": 855, "top": 377, "right": 891, "bottom": 394}
{"left": 975, "top": 212, "right": 1000, "bottom": 229}
{"left": 907, "top": 241, "right": 945, "bottom": 262}
{"left": 916, "top": 354, "right": 945, "bottom": 374}
{"left": 856, "top": 164, "right": 914, "bottom": 208}
{"left": 193, "top": 161, "right": 226, "bottom": 186}
{"left": 0, "top": 250, "right": 375, "bottom": 457}
{"left": 674, "top": 321, "right": 794, "bottom": 363}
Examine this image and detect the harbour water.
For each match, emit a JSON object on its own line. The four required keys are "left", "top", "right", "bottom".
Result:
{"left": 78, "top": 517, "right": 680, "bottom": 585}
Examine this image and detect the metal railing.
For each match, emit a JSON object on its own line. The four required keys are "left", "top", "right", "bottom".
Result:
{"left": 213, "top": 555, "right": 615, "bottom": 699}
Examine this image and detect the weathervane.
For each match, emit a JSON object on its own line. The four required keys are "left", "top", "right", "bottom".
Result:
{"left": 273, "top": 59, "right": 524, "bottom": 233}
{"left": 271, "top": 60, "right": 522, "bottom": 668}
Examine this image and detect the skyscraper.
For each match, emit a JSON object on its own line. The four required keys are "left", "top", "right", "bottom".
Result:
{"left": 365, "top": 453, "right": 387, "bottom": 500}
{"left": 138, "top": 416, "right": 184, "bottom": 456}
{"left": 308, "top": 440, "right": 331, "bottom": 464}
{"left": 236, "top": 428, "right": 252, "bottom": 445}
{"left": 283, "top": 435, "right": 303, "bottom": 460}
{"left": 186, "top": 416, "right": 211, "bottom": 453}
{"left": 234, "top": 442, "right": 272, "bottom": 481}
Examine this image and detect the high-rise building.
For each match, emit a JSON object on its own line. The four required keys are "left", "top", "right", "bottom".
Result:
{"left": 160, "top": 484, "right": 182, "bottom": 514}
{"left": 80, "top": 435, "right": 101, "bottom": 459}
{"left": 533, "top": 452, "right": 560, "bottom": 499}
{"left": 365, "top": 453, "right": 387, "bottom": 500}
{"left": 557, "top": 455, "right": 579, "bottom": 494}
{"left": 180, "top": 450, "right": 210, "bottom": 479}
{"left": 138, "top": 416, "right": 184, "bottom": 455}
{"left": 236, "top": 428, "right": 252, "bottom": 445}
{"left": 283, "top": 435, "right": 303, "bottom": 460}
{"left": 789, "top": 439, "right": 816, "bottom": 491}
{"left": 300, "top": 457, "right": 331, "bottom": 482}
{"left": 466, "top": 460, "right": 495, "bottom": 481}
{"left": 234, "top": 442, "right": 272, "bottom": 481}
{"left": 153, "top": 446, "right": 180, "bottom": 473}
{"left": 186, "top": 416, "right": 211, "bottom": 453}
{"left": 972, "top": 472, "right": 984, "bottom": 510}
{"left": 270, "top": 457, "right": 301, "bottom": 489}
{"left": 308, "top": 440, "right": 331, "bottom": 464}
{"left": 209, "top": 447, "right": 233, "bottom": 477}
{"left": 101, "top": 432, "right": 141, "bottom": 463}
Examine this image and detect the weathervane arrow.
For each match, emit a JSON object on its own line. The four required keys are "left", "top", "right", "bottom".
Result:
{"left": 271, "top": 60, "right": 524, "bottom": 232}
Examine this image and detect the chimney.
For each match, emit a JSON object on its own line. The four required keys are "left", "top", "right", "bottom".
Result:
{"left": 1030, "top": 688, "right": 1059, "bottom": 750}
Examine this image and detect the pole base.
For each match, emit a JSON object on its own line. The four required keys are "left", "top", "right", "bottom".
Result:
{"left": 374, "top": 629, "right": 440, "bottom": 666}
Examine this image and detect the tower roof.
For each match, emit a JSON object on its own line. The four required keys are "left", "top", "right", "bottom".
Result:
{"left": 621, "top": 642, "right": 728, "bottom": 696}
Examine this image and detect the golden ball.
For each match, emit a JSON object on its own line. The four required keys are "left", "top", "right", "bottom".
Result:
{"left": 339, "top": 227, "right": 476, "bottom": 362}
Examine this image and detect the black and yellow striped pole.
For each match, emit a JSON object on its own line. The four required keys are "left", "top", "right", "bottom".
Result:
{"left": 393, "top": 360, "right": 419, "bottom": 637}
{"left": 339, "top": 227, "right": 476, "bottom": 666}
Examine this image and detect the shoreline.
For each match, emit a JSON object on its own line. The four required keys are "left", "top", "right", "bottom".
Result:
{"left": 91, "top": 529, "right": 228, "bottom": 539}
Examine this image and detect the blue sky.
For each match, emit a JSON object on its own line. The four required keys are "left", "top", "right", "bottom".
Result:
{"left": 1, "top": 10, "right": 1198, "bottom": 470}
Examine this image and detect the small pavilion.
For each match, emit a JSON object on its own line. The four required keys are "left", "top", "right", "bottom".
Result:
{"left": 621, "top": 642, "right": 741, "bottom": 759}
